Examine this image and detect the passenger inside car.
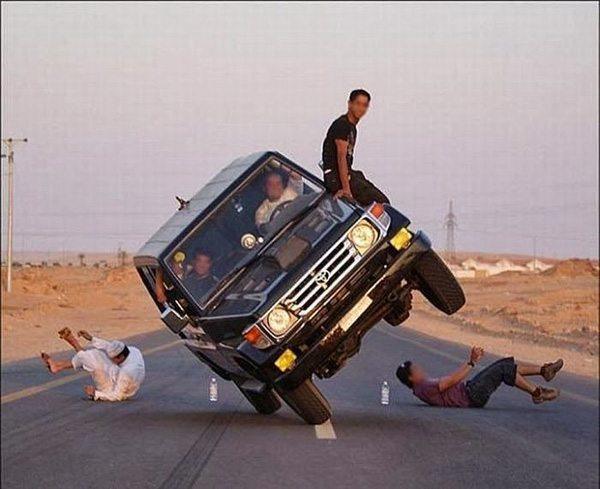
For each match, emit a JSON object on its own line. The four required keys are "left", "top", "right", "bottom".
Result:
{"left": 255, "top": 168, "right": 304, "bottom": 228}
{"left": 182, "top": 249, "right": 218, "bottom": 301}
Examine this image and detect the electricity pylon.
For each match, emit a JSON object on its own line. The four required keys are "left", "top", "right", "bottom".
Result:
{"left": 444, "top": 199, "right": 457, "bottom": 261}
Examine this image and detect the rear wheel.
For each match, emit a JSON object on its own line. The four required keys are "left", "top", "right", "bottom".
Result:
{"left": 411, "top": 250, "right": 465, "bottom": 315}
{"left": 236, "top": 384, "right": 281, "bottom": 415}
{"left": 277, "top": 378, "right": 332, "bottom": 425}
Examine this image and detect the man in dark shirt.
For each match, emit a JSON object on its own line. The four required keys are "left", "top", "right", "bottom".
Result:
{"left": 321, "top": 88, "right": 389, "bottom": 206}
{"left": 183, "top": 249, "right": 217, "bottom": 301}
{"left": 396, "top": 346, "right": 563, "bottom": 407}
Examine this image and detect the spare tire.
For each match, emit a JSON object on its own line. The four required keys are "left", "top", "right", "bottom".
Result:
{"left": 411, "top": 250, "right": 465, "bottom": 315}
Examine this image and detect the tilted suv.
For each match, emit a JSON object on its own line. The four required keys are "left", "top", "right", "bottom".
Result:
{"left": 134, "top": 151, "right": 465, "bottom": 424}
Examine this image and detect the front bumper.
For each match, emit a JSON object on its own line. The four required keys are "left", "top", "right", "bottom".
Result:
{"left": 233, "top": 229, "right": 432, "bottom": 390}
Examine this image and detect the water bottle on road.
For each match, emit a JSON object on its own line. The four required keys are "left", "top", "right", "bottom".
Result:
{"left": 209, "top": 377, "right": 218, "bottom": 402}
{"left": 381, "top": 380, "right": 390, "bottom": 405}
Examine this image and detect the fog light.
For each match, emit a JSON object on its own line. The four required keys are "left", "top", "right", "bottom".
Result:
{"left": 274, "top": 349, "right": 297, "bottom": 372}
{"left": 391, "top": 227, "right": 412, "bottom": 251}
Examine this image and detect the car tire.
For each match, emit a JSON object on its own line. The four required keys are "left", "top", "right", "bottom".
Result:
{"left": 236, "top": 385, "right": 282, "bottom": 415}
{"left": 277, "top": 378, "right": 332, "bottom": 425}
{"left": 411, "top": 250, "right": 466, "bottom": 315}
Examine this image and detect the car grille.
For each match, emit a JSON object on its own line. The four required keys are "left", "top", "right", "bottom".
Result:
{"left": 283, "top": 239, "right": 361, "bottom": 316}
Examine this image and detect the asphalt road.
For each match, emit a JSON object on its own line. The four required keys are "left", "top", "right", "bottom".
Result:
{"left": 2, "top": 325, "right": 598, "bottom": 489}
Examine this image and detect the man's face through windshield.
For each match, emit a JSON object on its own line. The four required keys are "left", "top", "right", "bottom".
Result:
{"left": 264, "top": 172, "right": 285, "bottom": 201}
{"left": 192, "top": 252, "right": 212, "bottom": 278}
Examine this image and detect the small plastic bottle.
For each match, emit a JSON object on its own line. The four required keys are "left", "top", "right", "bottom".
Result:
{"left": 209, "top": 377, "right": 218, "bottom": 402}
{"left": 381, "top": 380, "right": 390, "bottom": 405}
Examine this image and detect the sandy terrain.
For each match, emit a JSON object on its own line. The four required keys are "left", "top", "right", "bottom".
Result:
{"left": 408, "top": 259, "right": 599, "bottom": 377}
{"left": 1, "top": 259, "right": 598, "bottom": 377}
{"left": 1, "top": 266, "right": 162, "bottom": 363}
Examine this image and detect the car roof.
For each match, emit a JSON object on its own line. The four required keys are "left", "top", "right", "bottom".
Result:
{"left": 134, "top": 150, "right": 298, "bottom": 265}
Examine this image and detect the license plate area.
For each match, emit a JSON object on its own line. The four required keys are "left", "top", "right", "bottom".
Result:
{"left": 320, "top": 293, "right": 374, "bottom": 344}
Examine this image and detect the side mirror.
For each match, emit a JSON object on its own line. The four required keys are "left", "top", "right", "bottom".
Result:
{"left": 161, "top": 305, "right": 189, "bottom": 333}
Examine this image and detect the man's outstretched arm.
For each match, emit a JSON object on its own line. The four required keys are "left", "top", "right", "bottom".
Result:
{"left": 78, "top": 330, "right": 113, "bottom": 351}
{"left": 438, "top": 346, "right": 484, "bottom": 392}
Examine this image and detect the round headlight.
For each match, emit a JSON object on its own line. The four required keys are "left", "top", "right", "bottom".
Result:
{"left": 266, "top": 307, "right": 293, "bottom": 335}
{"left": 349, "top": 222, "right": 377, "bottom": 252}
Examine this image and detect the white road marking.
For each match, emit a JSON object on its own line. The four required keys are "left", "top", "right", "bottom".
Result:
{"left": 1, "top": 340, "right": 180, "bottom": 405}
{"left": 314, "top": 419, "right": 337, "bottom": 439}
{"left": 377, "top": 328, "right": 599, "bottom": 407}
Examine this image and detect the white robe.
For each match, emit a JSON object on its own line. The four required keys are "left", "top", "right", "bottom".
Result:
{"left": 71, "top": 336, "right": 146, "bottom": 402}
{"left": 255, "top": 177, "right": 303, "bottom": 227}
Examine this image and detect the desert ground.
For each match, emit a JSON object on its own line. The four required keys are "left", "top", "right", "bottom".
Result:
{"left": 1, "top": 257, "right": 598, "bottom": 376}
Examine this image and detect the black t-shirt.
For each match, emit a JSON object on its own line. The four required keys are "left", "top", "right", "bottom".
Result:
{"left": 321, "top": 114, "right": 357, "bottom": 174}
{"left": 183, "top": 273, "right": 217, "bottom": 301}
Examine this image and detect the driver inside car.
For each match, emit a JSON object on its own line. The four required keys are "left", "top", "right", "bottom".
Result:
{"left": 183, "top": 249, "right": 218, "bottom": 300}
{"left": 254, "top": 169, "right": 303, "bottom": 228}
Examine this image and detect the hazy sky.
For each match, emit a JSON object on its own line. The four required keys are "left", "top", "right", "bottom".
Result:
{"left": 1, "top": 2, "right": 598, "bottom": 258}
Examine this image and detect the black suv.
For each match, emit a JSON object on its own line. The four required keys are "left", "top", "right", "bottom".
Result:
{"left": 134, "top": 151, "right": 465, "bottom": 424}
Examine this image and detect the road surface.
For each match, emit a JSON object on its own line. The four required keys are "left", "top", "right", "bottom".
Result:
{"left": 2, "top": 325, "right": 598, "bottom": 489}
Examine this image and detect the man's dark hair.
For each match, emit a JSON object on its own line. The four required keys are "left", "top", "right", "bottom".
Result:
{"left": 263, "top": 170, "right": 283, "bottom": 186}
{"left": 116, "top": 345, "right": 130, "bottom": 361}
{"left": 193, "top": 249, "right": 211, "bottom": 260}
{"left": 396, "top": 361, "right": 413, "bottom": 388}
{"left": 349, "top": 88, "right": 371, "bottom": 102}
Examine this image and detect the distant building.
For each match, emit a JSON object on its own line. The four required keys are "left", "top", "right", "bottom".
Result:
{"left": 525, "top": 259, "right": 552, "bottom": 272}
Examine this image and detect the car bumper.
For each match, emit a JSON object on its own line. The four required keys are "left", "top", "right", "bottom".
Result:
{"left": 269, "top": 229, "right": 432, "bottom": 390}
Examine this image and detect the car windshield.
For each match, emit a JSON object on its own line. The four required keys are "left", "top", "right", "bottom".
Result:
{"left": 166, "top": 157, "right": 324, "bottom": 307}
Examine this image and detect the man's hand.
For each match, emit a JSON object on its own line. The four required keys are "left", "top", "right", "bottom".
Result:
{"left": 78, "top": 330, "right": 93, "bottom": 341}
{"left": 84, "top": 385, "right": 95, "bottom": 400}
{"left": 334, "top": 188, "right": 355, "bottom": 201}
{"left": 470, "top": 346, "right": 484, "bottom": 364}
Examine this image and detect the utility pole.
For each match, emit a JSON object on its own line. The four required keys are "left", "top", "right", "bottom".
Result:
{"left": 2, "top": 137, "right": 28, "bottom": 292}
{"left": 444, "top": 199, "right": 457, "bottom": 262}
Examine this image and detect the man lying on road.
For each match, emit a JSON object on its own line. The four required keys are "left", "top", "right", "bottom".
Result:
{"left": 40, "top": 327, "right": 145, "bottom": 402}
{"left": 396, "top": 346, "right": 562, "bottom": 407}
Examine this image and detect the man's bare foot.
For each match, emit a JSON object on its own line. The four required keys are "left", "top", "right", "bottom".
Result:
{"left": 58, "top": 327, "right": 73, "bottom": 340}
{"left": 77, "top": 330, "right": 93, "bottom": 341}
{"left": 40, "top": 352, "right": 58, "bottom": 374}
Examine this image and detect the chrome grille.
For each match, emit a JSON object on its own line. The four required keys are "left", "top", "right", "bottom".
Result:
{"left": 283, "top": 239, "right": 361, "bottom": 316}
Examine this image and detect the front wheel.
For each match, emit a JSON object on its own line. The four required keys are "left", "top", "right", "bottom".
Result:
{"left": 411, "top": 250, "right": 465, "bottom": 315}
{"left": 277, "top": 378, "right": 332, "bottom": 425}
{"left": 236, "top": 383, "right": 281, "bottom": 415}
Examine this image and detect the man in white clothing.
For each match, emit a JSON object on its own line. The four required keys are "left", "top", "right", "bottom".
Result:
{"left": 254, "top": 169, "right": 303, "bottom": 228}
{"left": 41, "top": 327, "right": 145, "bottom": 402}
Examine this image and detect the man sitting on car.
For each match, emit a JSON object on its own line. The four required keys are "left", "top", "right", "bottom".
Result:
{"left": 183, "top": 249, "right": 218, "bottom": 300}
{"left": 255, "top": 169, "right": 303, "bottom": 228}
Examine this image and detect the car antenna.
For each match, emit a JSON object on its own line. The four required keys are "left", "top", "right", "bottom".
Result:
{"left": 175, "top": 196, "right": 190, "bottom": 210}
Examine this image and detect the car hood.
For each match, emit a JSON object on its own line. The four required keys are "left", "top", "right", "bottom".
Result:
{"left": 204, "top": 195, "right": 359, "bottom": 320}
